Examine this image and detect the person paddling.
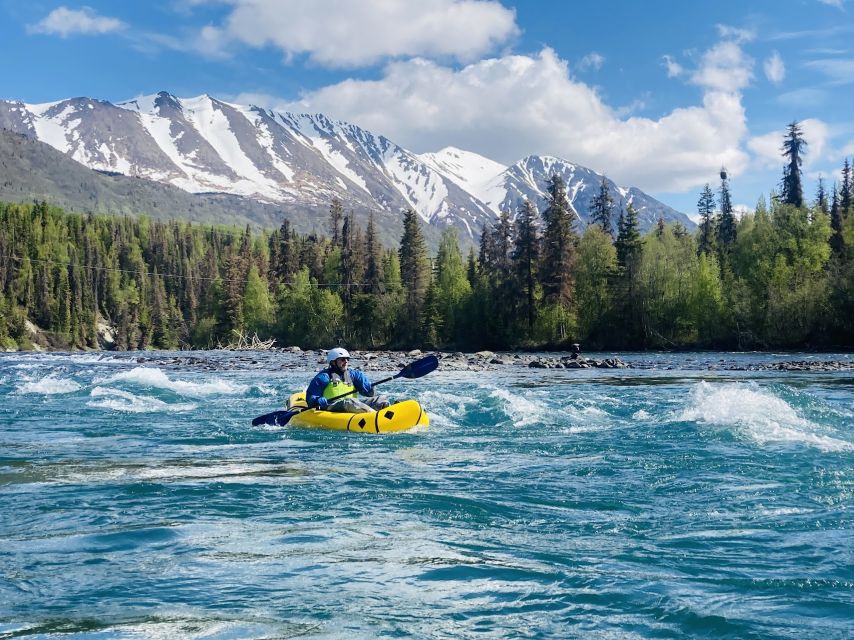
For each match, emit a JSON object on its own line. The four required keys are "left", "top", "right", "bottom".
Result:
{"left": 305, "top": 348, "right": 390, "bottom": 413}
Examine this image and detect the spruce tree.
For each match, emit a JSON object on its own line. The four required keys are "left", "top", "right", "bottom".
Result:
{"left": 466, "top": 247, "right": 478, "bottom": 286}
{"left": 815, "top": 176, "right": 830, "bottom": 216}
{"left": 364, "top": 212, "right": 384, "bottom": 294}
{"left": 478, "top": 223, "right": 497, "bottom": 273}
{"left": 717, "top": 168, "right": 737, "bottom": 252}
{"left": 830, "top": 187, "right": 844, "bottom": 256}
{"left": 329, "top": 197, "right": 344, "bottom": 247}
{"left": 615, "top": 204, "right": 642, "bottom": 270}
{"left": 271, "top": 218, "right": 295, "bottom": 284}
{"left": 512, "top": 199, "right": 540, "bottom": 330}
{"left": 398, "top": 209, "right": 430, "bottom": 344}
{"left": 697, "top": 184, "right": 716, "bottom": 255}
{"left": 841, "top": 158, "right": 852, "bottom": 217}
{"left": 590, "top": 177, "right": 614, "bottom": 236}
{"left": 492, "top": 210, "right": 513, "bottom": 278}
{"left": 540, "top": 174, "right": 577, "bottom": 306}
{"left": 340, "top": 213, "right": 354, "bottom": 312}
{"left": 781, "top": 121, "right": 807, "bottom": 208}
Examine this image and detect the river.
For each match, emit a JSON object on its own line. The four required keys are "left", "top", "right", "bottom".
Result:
{"left": 1, "top": 351, "right": 852, "bottom": 639}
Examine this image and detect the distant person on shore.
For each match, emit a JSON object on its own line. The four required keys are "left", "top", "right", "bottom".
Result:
{"left": 305, "top": 347, "right": 390, "bottom": 413}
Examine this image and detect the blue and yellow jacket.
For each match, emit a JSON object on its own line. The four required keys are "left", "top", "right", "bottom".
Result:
{"left": 306, "top": 367, "right": 376, "bottom": 409}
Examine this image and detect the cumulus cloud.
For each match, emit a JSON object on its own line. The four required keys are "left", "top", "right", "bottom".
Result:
{"left": 764, "top": 51, "right": 785, "bottom": 84}
{"left": 276, "top": 47, "right": 749, "bottom": 193}
{"left": 28, "top": 6, "right": 126, "bottom": 37}
{"left": 190, "top": 0, "right": 518, "bottom": 67}
{"left": 691, "top": 41, "right": 754, "bottom": 92}
{"left": 747, "top": 119, "right": 830, "bottom": 169}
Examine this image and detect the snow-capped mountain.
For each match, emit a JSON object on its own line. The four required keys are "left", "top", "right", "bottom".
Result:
{"left": 420, "top": 149, "right": 692, "bottom": 232}
{"left": 0, "top": 91, "right": 693, "bottom": 239}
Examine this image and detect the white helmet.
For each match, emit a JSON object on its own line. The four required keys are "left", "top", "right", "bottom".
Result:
{"left": 326, "top": 347, "right": 351, "bottom": 363}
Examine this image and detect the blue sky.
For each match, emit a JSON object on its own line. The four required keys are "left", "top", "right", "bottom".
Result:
{"left": 2, "top": 0, "right": 853, "bottom": 215}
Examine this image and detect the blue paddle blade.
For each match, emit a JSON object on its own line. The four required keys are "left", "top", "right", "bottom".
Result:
{"left": 397, "top": 354, "right": 439, "bottom": 379}
{"left": 251, "top": 409, "right": 299, "bottom": 427}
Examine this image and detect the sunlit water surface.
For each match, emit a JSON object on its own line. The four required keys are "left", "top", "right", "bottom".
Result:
{"left": 1, "top": 351, "right": 852, "bottom": 639}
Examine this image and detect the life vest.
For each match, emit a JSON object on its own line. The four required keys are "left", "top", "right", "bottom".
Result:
{"left": 322, "top": 369, "right": 356, "bottom": 401}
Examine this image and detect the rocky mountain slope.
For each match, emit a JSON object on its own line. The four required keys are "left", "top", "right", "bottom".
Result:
{"left": 0, "top": 92, "right": 694, "bottom": 242}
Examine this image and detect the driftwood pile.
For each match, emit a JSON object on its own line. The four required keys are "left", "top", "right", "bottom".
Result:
{"left": 219, "top": 331, "right": 276, "bottom": 351}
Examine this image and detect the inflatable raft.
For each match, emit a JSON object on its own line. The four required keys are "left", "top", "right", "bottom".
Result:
{"left": 285, "top": 392, "right": 429, "bottom": 433}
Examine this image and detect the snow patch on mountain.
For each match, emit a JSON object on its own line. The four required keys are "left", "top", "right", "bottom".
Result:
{"left": 28, "top": 101, "right": 74, "bottom": 153}
{"left": 419, "top": 147, "right": 506, "bottom": 198}
{"left": 177, "top": 96, "right": 282, "bottom": 200}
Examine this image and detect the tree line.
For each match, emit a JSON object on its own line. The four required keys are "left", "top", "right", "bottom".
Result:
{"left": 0, "top": 122, "right": 851, "bottom": 352}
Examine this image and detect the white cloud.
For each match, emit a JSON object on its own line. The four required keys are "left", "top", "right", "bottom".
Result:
{"left": 691, "top": 41, "right": 754, "bottom": 92}
{"left": 577, "top": 52, "right": 605, "bottom": 72}
{"left": 764, "top": 51, "right": 785, "bottom": 84}
{"left": 277, "top": 47, "right": 749, "bottom": 193}
{"left": 716, "top": 24, "right": 756, "bottom": 43}
{"left": 28, "top": 6, "right": 125, "bottom": 37}
{"left": 190, "top": 0, "right": 518, "bottom": 67}
{"left": 662, "top": 55, "right": 684, "bottom": 78}
{"left": 817, "top": 0, "right": 845, "bottom": 8}
{"left": 804, "top": 58, "right": 854, "bottom": 85}
{"left": 748, "top": 119, "right": 830, "bottom": 169}
{"left": 776, "top": 87, "right": 828, "bottom": 108}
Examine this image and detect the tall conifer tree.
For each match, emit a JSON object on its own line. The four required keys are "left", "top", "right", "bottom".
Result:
{"left": 830, "top": 187, "right": 844, "bottom": 256}
{"left": 398, "top": 209, "right": 430, "bottom": 343}
{"left": 590, "top": 177, "right": 614, "bottom": 236}
{"left": 697, "top": 184, "right": 716, "bottom": 255}
{"left": 364, "top": 212, "right": 383, "bottom": 294}
{"left": 781, "top": 121, "right": 807, "bottom": 208}
{"left": 841, "top": 158, "right": 852, "bottom": 217}
{"left": 540, "top": 174, "right": 577, "bottom": 306}
{"left": 815, "top": 176, "right": 830, "bottom": 216}
{"left": 717, "top": 168, "right": 737, "bottom": 251}
{"left": 615, "top": 204, "right": 642, "bottom": 270}
{"left": 513, "top": 200, "right": 540, "bottom": 330}
{"left": 329, "top": 197, "right": 344, "bottom": 247}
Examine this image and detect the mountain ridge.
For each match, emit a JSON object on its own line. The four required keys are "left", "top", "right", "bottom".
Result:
{"left": 0, "top": 91, "right": 695, "bottom": 240}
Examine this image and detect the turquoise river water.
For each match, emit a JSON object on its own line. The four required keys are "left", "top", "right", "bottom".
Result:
{"left": 1, "top": 351, "right": 852, "bottom": 639}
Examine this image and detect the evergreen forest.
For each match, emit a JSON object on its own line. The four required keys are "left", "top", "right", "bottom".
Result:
{"left": 0, "top": 122, "right": 852, "bottom": 352}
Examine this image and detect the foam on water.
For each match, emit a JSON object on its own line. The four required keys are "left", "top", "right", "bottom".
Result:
{"left": 490, "top": 387, "right": 545, "bottom": 427}
{"left": 677, "top": 381, "right": 853, "bottom": 452}
{"left": 418, "top": 390, "right": 477, "bottom": 426}
{"left": 87, "top": 387, "right": 197, "bottom": 413}
{"left": 59, "top": 462, "right": 305, "bottom": 484}
{"left": 97, "top": 366, "right": 263, "bottom": 397}
{"left": 16, "top": 375, "right": 82, "bottom": 395}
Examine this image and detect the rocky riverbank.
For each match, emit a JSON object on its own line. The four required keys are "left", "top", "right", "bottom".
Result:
{"left": 126, "top": 347, "right": 854, "bottom": 373}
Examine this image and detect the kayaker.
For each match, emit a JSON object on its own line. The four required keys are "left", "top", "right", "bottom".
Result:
{"left": 305, "top": 347, "right": 390, "bottom": 413}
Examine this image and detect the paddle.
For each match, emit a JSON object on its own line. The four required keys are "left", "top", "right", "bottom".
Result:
{"left": 251, "top": 354, "right": 439, "bottom": 427}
